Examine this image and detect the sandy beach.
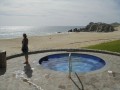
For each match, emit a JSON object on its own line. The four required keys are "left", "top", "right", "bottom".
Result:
{"left": 0, "top": 26, "right": 120, "bottom": 56}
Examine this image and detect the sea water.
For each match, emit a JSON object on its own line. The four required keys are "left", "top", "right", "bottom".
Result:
{"left": 0, "top": 26, "right": 82, "bottom": 39}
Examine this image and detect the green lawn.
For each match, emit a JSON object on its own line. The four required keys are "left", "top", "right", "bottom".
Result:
{"left": 84, "top": 40, "right": 120, "bottom": 53}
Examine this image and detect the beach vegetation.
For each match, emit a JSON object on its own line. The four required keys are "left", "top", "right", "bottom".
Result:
{"left": 84, "top": 40, "right": 120, "bottom": 53}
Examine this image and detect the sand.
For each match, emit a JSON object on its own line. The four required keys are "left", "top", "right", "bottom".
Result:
{"left": 0, "top": 26, "right": 120, "bottom": 56}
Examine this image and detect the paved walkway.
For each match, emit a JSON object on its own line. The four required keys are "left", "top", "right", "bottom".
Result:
{"left": 0, "top": 51, "right": 120, "bottom": 90}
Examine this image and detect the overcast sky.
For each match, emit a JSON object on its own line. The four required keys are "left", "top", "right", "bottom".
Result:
{"left": 0, "top": 0, "right": 120, "bottom": 26}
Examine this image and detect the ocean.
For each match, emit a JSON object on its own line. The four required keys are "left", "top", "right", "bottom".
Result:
{"left": 0, "top": 26, "right": 82, "bottom": 39}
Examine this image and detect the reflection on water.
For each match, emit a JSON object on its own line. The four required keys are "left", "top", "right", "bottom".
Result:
{"left": 0, "top": 26, "right": 82, "bottom": 39}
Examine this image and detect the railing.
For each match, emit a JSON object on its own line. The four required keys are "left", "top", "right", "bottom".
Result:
{"left": 68, "top": 53, "right": 84, "bottom": 90}
{"left": 68, "top": 53, "right": 72, "bottom": 78}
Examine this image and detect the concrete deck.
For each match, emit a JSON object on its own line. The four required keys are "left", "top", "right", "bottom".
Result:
{"left": 0, "top": 51, "right": 120, "bottom": 90}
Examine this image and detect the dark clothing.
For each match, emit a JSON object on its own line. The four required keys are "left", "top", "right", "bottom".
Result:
{"left": 22, "top": 46, "right": 28, "bottom": 54}
{"left": 22, "top": 38, "right": 28, "bottom": 54}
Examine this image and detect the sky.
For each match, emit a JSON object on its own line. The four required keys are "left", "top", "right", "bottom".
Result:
{"left": 0, "top": 0, "right": 120, "bottom": 26}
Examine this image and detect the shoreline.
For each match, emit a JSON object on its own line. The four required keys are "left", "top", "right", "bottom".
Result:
{"left": 0, "top": 31, "right": 68, "bottom": 40}
{"left": 0, "top": 27, "right": 120, "bottom": 56}
{"left": 0, "top": 26, "right": 82, "bottom": 39}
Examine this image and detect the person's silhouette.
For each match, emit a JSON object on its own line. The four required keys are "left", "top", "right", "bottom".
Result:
{"left": 24, "top": 64, "right": 33, "bottom": 78}
{"left": 22, "top": 33, "right": 29, "bottom": 64}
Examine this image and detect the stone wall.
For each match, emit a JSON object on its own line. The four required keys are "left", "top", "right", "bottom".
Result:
{"left": 6, "top": 49, "right": 120, "bottom": 60}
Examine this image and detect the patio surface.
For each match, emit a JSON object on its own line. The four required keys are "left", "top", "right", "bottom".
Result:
{"left": 0, "top": 51, "right": 120, "bottom": 90}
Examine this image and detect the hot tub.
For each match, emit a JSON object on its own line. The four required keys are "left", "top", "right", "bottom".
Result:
{"left": 39, "top": 53, "right": 106, "bottom": 73}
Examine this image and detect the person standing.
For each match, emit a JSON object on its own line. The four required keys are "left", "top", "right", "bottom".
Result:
{"left": 22, "top": 33, "right": 29, "bottom": 64}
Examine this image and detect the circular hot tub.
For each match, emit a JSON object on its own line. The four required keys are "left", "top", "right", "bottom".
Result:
{"left": 39, "top": 53, "right": 106, "bottom": 73}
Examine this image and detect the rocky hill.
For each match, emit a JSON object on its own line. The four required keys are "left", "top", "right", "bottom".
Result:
{"left": 111, "top": 22, "right": 120, "bottom": 27}
{"left": 68, "top": 22, "right": 115, "bottom": 32}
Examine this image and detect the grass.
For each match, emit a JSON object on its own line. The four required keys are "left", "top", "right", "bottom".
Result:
{"left": 84, "top": 40, "right": 120, "bottom": 53}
